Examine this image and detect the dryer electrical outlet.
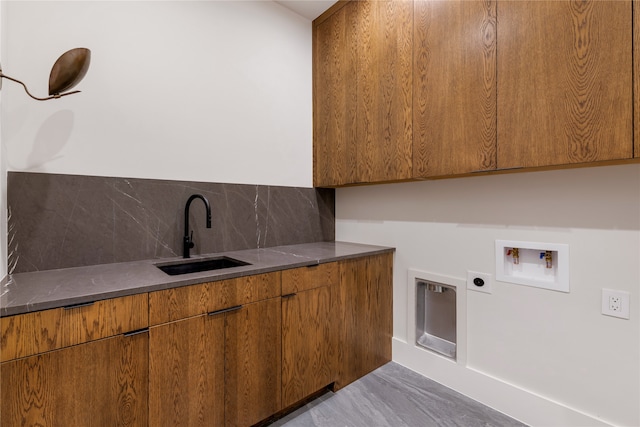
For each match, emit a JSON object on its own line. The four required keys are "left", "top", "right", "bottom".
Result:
{"left": 467, "top": 271, "right": 492, "bottom": 294}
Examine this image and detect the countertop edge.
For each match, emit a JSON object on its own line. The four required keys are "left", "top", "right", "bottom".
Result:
{"left": 1, "top": 242, "right": 394, "bottom": 317}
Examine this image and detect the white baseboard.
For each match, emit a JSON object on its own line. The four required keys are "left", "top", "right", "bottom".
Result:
{"left": 392, "top": 338, "right": 612, "bottom": 427}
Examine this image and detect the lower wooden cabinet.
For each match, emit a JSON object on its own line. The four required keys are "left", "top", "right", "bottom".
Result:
{"left": 1, "top": 331, "right": 149, "bottom": 427}
{"left": 225, "top": 298, "right": 282, "bottom": 427}
{"left": 149, "top": 315, "right": 225, "bottom": 427}
{"left": 335, "top": 253, "right": 393, "bottom": 389}
{"left": 1, "top": 293, "right": 148, "bottom": 363}
{"left": 2, "top": 253, "right": 393, "bottom": 427}
{"left": 149, "top": 297, "right": 281, "bottom": 427}
{"left": 281, "top": 284, "right": 334, "bottom": 408}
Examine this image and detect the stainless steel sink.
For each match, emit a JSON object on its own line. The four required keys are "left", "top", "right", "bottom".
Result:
{"left": 156, "top": 257, "right": 250, "bottom": 276}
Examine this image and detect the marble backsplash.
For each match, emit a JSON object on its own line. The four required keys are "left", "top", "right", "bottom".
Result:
{"left": 7, "top": 172, "right": 334, "bottom": 274}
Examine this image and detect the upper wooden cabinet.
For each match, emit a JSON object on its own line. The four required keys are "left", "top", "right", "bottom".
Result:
{"left": 313, "top": 0, "right": 413, "bottom": 186}
{"left": 413, "top": 0, "right": 497, "bottom": 177}
{"left": 355, "top": 0, "right": 413, "bottom": 183}
{"left": 635, "top": 0, "right": 640, "bottom": 158}
{"left": 313, "top": 1, "right": 358, "bottom": 187}
{"left": 314, "top": 0, "right": 636, "bottom": 186}
{"left": 497, "top": 0, "right": 633, "bottom": 168}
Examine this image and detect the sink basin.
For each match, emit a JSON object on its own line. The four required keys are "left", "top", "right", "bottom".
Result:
{"left": 156, "top": 257, "right": 250, "bottom": 276}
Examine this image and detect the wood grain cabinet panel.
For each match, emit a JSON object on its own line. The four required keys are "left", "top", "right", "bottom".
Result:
{"left": 335, "top": 253, "right": 393, "bottom": 390}
{"left": 149, "top": 298, "right": 282, "bottom": 427}
{"left": 635, "top": 0, "right": 640, "bottom": 158}
{"left": 313, "top": 1, "right": 358, "bottom": 187}
{"left": 149, "top": 315, "right": 225, "bottom": 427}
{"left": 497, "top": 0, "right": 632, "bottom": 168}
{"left": 1, "top": 331, "right": 148, "bottom": 427}
{"left": 1, "top": 293, "right": 148, "bottom": 362}
{"left": 313, "top": 0, "right": 412, "bottom": 186}
{"left": 413, "top": 0, "right": 497, "bottom": 177}
{"left": 281, "top": 285, "right": 334, "bottom": 408}
{"left": 225, "top": 298, "right": 282, "bottom": 427}
{"left": 315, "top": 0, "right": 636, "bottom": 185}
{"left": 230, "top": 272, "right": 282, "bottom": 307}
{"left": 149, "top": 272, "right": 281, "bottom": 326}
{"left": 355, "top": 0, "right": 413, "bottom": 183}
{"left": 2, "top": 257, "right": 394, "bottom": 426}
{"left": 281, "top": 263, "right": 339, "bottom": 295}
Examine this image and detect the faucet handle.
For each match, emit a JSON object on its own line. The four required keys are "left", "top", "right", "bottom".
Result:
{"left": 188, "top": 230, "right": 195, "bottom": 249}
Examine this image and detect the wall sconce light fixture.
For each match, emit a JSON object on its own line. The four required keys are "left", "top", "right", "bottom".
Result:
{"left": 0, "top": 48, "right": 91, "bottom": 101}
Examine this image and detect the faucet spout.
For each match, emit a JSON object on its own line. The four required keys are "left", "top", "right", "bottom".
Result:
{"left": 183, "top": 194, "right": 212, "bottom": 258}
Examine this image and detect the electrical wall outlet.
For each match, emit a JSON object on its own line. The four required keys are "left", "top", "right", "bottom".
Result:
{"left": 602, "top": 289, "right": 630, "bottom": 319}
{"left": 467, "top": 271, "right": 492, "bottom": 294}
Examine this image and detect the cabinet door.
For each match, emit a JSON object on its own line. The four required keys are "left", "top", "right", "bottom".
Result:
{"left": 149, "top": 315, "right": 225, "bottom": 427}
{"left": 313, "top": 1, "right": 358, "bottom": 187}
{"left": 281, "top": 285, "right": 333, "bottom": 408}
{"left": 413, "top": 0, "right": 496, "bottom": 177}
{"left": 356, "top": 0, "right": 413, "bottom": 183}
{"left": 335, "top": 253, "right": 393, "bottom": 390}
{"left": 497, "top": 0, "right": 632, "bottom": 168}
{"left": 225, "top": 298, "right": 281, "bottom": 427}
{"left": 634, "top": 0, "right": 640, "bottom": 158}
{"left": 1, "top": 332, "right": 148, "bottom": 427}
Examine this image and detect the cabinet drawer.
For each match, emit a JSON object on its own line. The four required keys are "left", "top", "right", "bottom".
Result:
{"left": 2, "top": 331, "right": 149, "bottom": 426}
{"left": 282, "top": 262, "right": 339, "bottom": 295}
{"left": 0, "top": 293, "right": 148, "bottom": 362}
{"left": 149, "top": 272, "right": 281, "bottom": 325}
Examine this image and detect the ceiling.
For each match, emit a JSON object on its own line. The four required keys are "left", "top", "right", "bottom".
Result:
{"left": 275, "top": 0, "right": 338, "bottom": 20}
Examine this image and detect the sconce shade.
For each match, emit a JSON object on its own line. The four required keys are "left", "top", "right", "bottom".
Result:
{"left": 48, "top": 48, "right": 91, "bottom": 96}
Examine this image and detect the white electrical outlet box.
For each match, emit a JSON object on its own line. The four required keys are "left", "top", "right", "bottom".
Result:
{"left": 495, "top": 240, "right": 569, "bottom": 292}
{"left": 602, "top": 289, "right": 630, "bottom": 319}
{"left": 467, "top": 271, "right": 492, "bottom": 294}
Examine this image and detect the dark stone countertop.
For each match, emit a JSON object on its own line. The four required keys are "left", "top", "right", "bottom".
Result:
{"left": 0, "top": 241, "right": 394, "bottom": 317}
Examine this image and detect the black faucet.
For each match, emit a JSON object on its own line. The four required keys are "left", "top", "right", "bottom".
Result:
{"left": 183, "top": 194, "right": 212, "bottom": 258}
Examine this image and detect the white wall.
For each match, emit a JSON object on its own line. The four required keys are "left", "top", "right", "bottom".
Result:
{"left": 1, "top": 0, "right": 312, "bottom": 187}
{"left": 336, "top": 164, "right": 640, "bottom": 427}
